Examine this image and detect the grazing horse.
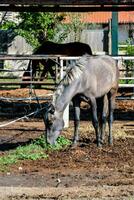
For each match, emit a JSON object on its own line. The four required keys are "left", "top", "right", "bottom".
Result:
{"left": 22, "top": 41, "right": 92, "bottom": 85}
{"left": 44, "top": 55, "right": 119, "bottom": 147}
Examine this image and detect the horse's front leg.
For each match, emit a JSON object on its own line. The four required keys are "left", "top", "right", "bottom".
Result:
{"left": 91, "top": 97, "right": 101, "bottom": 147}
{"left": 40, "top": 60, "right": 55, "bottom": 82}
{"left": 72, "top": 98, "right": 81, "bottom": 145}
{"left": 32, "top": 60, "right": 39, "bottom": 79}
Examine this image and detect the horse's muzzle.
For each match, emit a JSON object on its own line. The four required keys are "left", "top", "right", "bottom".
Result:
{"left": 47, "top": 135, "right": 57, "bottom": 146}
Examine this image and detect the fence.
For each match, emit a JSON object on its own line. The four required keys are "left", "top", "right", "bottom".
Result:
{"left": 0, "top": 55, "right": 134, "bottom": 88}
{"left": 60, "top": 55, "right": 134, "bottom": 88}
{"left": 113, "top": 56, "right": 134, "bottom": 89}
{"left": 0, "top": 55, "right": 133, "bottom": 127}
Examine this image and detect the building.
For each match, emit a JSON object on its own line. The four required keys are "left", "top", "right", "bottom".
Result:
{"left": 64, "top": 12, "right": 134, "bottom": 54}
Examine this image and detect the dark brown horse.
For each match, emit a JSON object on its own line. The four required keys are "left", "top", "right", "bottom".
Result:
{"left": 22, "top": 41, "right": 92, "bottom": 86}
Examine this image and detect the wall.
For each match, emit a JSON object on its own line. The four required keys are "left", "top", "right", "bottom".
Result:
{"left": 5, "top": 35, "right": 33, "bottom": 77}
{"left": 0, "top": 31, "right": 33, "bottom": 77}
{"left": 65, "top": 24, "right": 134, "bottom": 54}
{"left": 65, "top": 29, "right": 109, "bottom": 54}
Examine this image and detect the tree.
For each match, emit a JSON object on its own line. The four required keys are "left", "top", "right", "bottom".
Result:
{"left": 124, "top": 38, "right": 134, "bottom": 82}
{"left": 61, "top": 13, "right": 86, "bottom": 42}
{"left": 0, "top": 12, "right": 64, "bottom": 48}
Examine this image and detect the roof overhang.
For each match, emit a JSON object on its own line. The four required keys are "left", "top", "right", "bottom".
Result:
{"left": 0, "top": 0, "right": 134, "bottom": 12}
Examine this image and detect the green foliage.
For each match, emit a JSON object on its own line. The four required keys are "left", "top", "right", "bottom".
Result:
{"left": 0, "top": 21, "right": 16, "bottom": 30}
{"left": 0, "top": 135, "right": 71, "bottom": 170}
{"left": 0, "top": 12, "right": 87, "bottom": 48}
{"left": 34, "top": 135, "right": 71, "bottom": 150}
{"left": 0, "top": 143, "right": 47, "bottom": 166}
{"left": 122, "top": 39, "right": 134, "bottom": 84}
{"left": 15, "top": 144, "right": 48, "bottom": 160}
{"left": 62, "top": 13, "right": 86, "bottom": 42}
{"left": 126, "top": 39, "right": 134, "bottom": 55}
{"left": 16, "top": 12, "right": 64, "bottom": 48}
{"left": 119, "top": 79, "right": 134, "bottom": 84}
{"left": 0, "top": 12, "right": 64, "bottom": 48}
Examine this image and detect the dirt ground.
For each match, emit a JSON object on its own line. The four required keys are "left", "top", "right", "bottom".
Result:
{"left": 0, "top": 89, "right": 134, "bottom": 200}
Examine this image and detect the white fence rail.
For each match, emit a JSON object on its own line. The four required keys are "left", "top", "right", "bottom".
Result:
{"left": 60, "top": 55, "right": 134, "bottom": 88}
{"left": 0, "top": 54, "right": 133, "bottom": 88}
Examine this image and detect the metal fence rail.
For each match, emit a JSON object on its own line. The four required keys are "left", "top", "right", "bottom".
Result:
{"left": 0, "top": 54, "right": 133, "bottom": 128}
{"left": 0, "top": 54, "right": 133, "bottom": 89}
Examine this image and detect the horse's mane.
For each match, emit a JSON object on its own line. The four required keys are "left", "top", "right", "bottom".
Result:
{"left": 53, "top": 54, "right": 88, "bottom": 105}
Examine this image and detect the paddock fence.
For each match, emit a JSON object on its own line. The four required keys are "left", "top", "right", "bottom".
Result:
{"left": 0, "top": 55, "right": 133, "bottom": 128}
{"left": 0, "top": 54, "right": 134, "bottom": 91}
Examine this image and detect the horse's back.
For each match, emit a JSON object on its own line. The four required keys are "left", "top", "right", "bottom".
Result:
{"left": 77, "top": 55, "right": 119, "bottom": 97}
{"left": 81, "top": 55, "right": 118, "bottom": 77}
{"left": 93, "top": 55, "right": 119, "bottom": 83}
{"left": 34, "top": 41, "right": 59, "bottom": 54}
{"left": 34, "top": 41, "right": 92, "bottom": 56}
{"left": 64, "top": 42, "right": 92, "bottom": 56}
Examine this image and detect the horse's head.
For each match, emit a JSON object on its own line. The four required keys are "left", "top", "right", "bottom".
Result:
{"left": 44, "top": 103, "right": 64, "bottom": 145}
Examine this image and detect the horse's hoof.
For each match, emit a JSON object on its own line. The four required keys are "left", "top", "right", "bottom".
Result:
{"left": 108, "top": 142, "right": 113, "bottom": 146}
{"left": 97, "top": 143, "right": 102, "bottom": 148}
{"left": 100, "top": 139, "right": 105, "bottom": 145}
{"left": 93, "top": 139, "right": 102, "bottom": 147}
{"left": 108, "top": 138, "right": 113, "bottom": 146}
{"left": 70, "top": 143, "right": 78, "bottom": 149}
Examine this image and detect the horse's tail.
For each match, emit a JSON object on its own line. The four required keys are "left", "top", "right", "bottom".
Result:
{"left": 117, "top": 59, "right": 122, "bottom": 80}
{"left": 86, "top": 45, "right": 92, "bottom": 55}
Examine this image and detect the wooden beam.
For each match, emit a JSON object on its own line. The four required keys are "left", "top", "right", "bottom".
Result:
{"left": 0, "top": 0, "right": 133, "bottom": 6}
{"left": 0, "top": 5, "right": 134, "bottom": 12}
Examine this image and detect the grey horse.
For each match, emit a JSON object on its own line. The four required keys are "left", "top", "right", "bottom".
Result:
{"left": 44, "top": 54, "right": 119, "bottom": 147}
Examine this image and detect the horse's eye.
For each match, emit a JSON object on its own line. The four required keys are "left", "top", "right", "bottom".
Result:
{"left": 48, "top": 113, "right": 54, "bottom": 121}
{"left": 48, "top": 120, "right": 53, "bottom": 126}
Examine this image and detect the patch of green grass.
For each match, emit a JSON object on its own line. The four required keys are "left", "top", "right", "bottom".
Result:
{"left": 0, "top": 135, "right": 71, "bottom": 170}
{"left": 0, "top": 144, "right": 47, "bottom": 166}
{"left": 34, "top": 135, "right": 72, "bottom": 150}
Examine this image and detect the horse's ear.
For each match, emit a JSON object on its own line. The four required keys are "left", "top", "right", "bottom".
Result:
{"left": 48, "top": 103, "right": 55, "bottom": 114}
{"left": 44, "top": 103, "right": 55, "bottom": 123}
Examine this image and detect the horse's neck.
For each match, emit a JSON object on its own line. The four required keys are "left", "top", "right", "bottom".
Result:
{"left": 53, "top": 84, "right": 74, "bottom": 113}
{"left": 52, "top": 60, "right": 85, "bottom": 112}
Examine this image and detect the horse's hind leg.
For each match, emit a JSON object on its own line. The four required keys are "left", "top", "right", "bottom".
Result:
{"left": 72, "top": 97, "right": 81, "bottom": 145}
{"left": 91, "top": 97, "right": 101, "bottom": 147}
{"left": 40, "top": 60, "right": 55, "bottom": 81}
{"left": 40, "top": 60, "right": 48, "bottom": 81}
{"left": 100, "top": 95, "right": 108, "bottom": 144}
{"left": 107, "top": 90, "right": 116, "bottom": 145}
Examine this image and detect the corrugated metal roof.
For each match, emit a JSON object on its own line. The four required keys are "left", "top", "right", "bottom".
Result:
{"left": 64, "top": 12, "right": 134, "bottom": 24}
